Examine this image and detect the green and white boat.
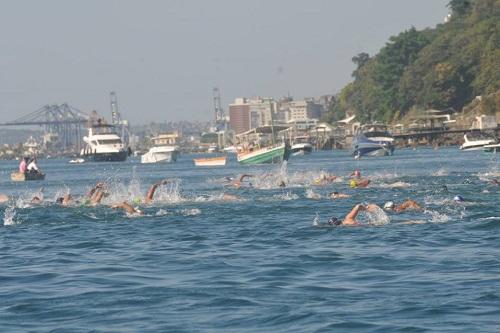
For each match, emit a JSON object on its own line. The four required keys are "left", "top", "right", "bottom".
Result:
{"left": 237, "top": 144, "right": 289, "bottom": 164}
{"left": 236, "top": 126, "right": 291, "bottom": 165}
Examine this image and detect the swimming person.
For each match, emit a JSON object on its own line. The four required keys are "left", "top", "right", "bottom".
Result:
{"left": 144, "top": 179, "right": 174, "bottom": 204}
{"left": 383, "top": 199, "right": 422, "bottom": 213}
{"left": 328, "top": 203, "right": 381, "bottom": 226}
{"left": 111, "top": 201, "right": 144, "bottom": 215}
{"left": 0, "top": 194, "right": 9, "bottom": 203}
{"left": 230, "top": 174, "right": 253, "bottom": 189}
{"left": 453, "top": 195, "right": 465, "bottom": 203}
{"left": 329, "top": 191, "right": 351, "bottom": 199}
{"left": 349, "top": 178, "right": 370, "bottom": 188}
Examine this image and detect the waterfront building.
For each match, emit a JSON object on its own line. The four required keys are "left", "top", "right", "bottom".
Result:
{"left": 289, "top": 100, "right": 323, "bottom": 121}
{"left": 229, "top": 98, "right": 250, "bottom": 134}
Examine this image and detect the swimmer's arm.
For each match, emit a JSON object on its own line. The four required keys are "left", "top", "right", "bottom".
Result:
{"left": 344, "top": 204, "right": 365, "bottom": 222}
{"left": 145, "top": 183, "right": 161, "bottom": 203}
{"left": 238, "top": 174, "right": 253, "bottom": 182}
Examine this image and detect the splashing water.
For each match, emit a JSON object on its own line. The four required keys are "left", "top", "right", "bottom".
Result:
{"left": 312, "top": 212, "right": 320, "bottom": 226}
{"left": 425, "top": 209, "right": 451, "bottom": 223}
{"left": 433, "top": 168, "right": 449, "bottom": 176}
{"left": 155, "top": 180, "right": 185, "bottom": 203}
{"left": 180, "top": 208, "right": 201, "bottom": 216}
{"left": 3, "top": 206, "right": 17, "bottom": 226}
{"left": 305, "top": 189, "right": 321, "bottom": 200}
{"left": 362, "top": 205, "right": 390, "bottom": 226}
{"left": 272, "top": 192, "right": 299, "bottom": 201}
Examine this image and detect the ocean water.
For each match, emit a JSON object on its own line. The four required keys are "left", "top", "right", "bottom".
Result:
{"left": 1, "top": 148, "right": 499, "bottom": 332}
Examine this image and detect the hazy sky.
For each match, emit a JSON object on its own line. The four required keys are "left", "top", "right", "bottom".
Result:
{"left": 0, "top": 0, "right": 450, "bottom": 125}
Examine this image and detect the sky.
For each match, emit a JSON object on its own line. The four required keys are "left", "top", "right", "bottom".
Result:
{"left": 0, "top": 0, "right": 450, "bottom": 125}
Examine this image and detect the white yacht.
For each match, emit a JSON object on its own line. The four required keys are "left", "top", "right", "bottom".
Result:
{"left": 141, "top": 134, "right": 180, "bottom": 164}
{"left": 291, "top": 136, "right": 313, "bottom": 156}
{"left": 459, "top": 133, "right": 495, "bottom": 151}
{"left": 80, "top": 123, "right": 128, "bottom": 162}
{"left": 352, "top": 124, "right": 395, "bottom": 158}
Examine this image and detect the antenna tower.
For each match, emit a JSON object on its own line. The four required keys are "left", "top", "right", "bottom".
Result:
{"left": 110, "top": 91, "right": 121, "bottom": 125}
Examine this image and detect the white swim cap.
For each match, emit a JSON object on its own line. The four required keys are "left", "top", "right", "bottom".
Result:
{"left": 453, "top": 195, "right": 464, "bottom": 202}
{"left": 384, "top": 201, "right": 395, "bottom": 209}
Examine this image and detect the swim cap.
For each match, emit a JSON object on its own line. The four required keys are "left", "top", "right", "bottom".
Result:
{"left": 354, "top": 170, "right": 361, "bottom": 177}
{"left": 384, "top": 201, "right": 395, "bottom": 210}
{"left": 133, "top": 197, "right": 142, "bottom": 204}
{"left": 350, "top": 179, "right": 358, "bottom": 188}
{"left": 453, "top": 195, "right": 464, "bottom": 202}
{"left": 328, "top": 217, "right": 341, "bottom": 226}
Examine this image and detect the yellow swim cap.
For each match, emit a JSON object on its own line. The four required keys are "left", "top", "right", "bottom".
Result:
{"left": 133, "top": 197, "right": 142, "bottom": 204}
{"left": 350, "top": 179, "right": 358, "bottom": 188}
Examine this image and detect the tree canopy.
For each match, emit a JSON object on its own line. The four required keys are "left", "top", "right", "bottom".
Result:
{"left": 323, "top": 0, "right": 500, "bottom": 124}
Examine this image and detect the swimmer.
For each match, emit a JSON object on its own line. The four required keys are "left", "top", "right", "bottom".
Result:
{"left": 328, "top": 203, "right": 380, "bottom": 226}
{"left": 313, "top": 172, "right": 337, "bottom": 185}
{"left": 351, "top": 170, "right": 362, "bottom": 178}
{"left": 56, "top": 194, "right": 74, "bottom": 206}
{"left": 453, "top": 195, "right": 465, "bottom": 203}
{"left": 329, "top": 191, "right": 351, "bottom": 199}
{"left": 144, "top": 179, "right": 174, "bottom": 204}
{"left": 221, "top": 193, "right": 240, "bottom": 201}
{"left": 231, "top": 174, "right": 253, "bottom": 189}
{"left": 0, "top": 193, "right": 9, "bottom": 203}
{"left": 349, "top": 178, "right": 370, "bottom": 188}
{"left": 111, "top": 201, "right": 144, "bottom": 215}
{"left": 86, "top": 182, "right": 106, "bottom": 198}
{"left": 491, "top": 179, "right": 499, "bottom": 186}
{"left": 383, "top": 199, "right": 422, "bottom": 213}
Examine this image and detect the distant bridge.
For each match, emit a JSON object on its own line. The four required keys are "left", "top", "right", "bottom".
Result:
{"left": 0, "top": 104, "right": 90, "bottom": 151}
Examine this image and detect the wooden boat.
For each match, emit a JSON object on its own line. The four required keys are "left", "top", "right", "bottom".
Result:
{"left": 193, "top": 156, "right": 227, "bottom": 166}
{"left": 11, "top": 172, "right": 45, "bottom": 181}
{"left": 235, "top": 125, "right": 291, "bottom": 165}
{"left": 237, "top": 144, "right": 289, "bottom": 165}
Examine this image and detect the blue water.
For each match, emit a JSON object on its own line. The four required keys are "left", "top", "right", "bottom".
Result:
{"left": 1, "top": 148, "right": 499, "bottom": 332}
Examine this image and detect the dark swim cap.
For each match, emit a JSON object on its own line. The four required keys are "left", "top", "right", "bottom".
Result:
{"left": 328, "top": 217, "right": 341, "bottom": 226}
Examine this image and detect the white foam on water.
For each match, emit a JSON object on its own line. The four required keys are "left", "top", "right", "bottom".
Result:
{"left": 272, "top": 191, "right": 299, "bottom": 201}
{"left": 362, "top": 205, "right": 390, "bottom": 226}
{"left": 378, "top": 181, "right": 412, "bottom": 188}
{"left": 180, "top": 208, "right": 201, "bottom": 216}
{"left": 155, "top": 209, "right": 169, "bottom": 216}
{"left": 305, "top": 189, "right": 321, "bottom": 200}
{"left": 424, "top": 209, "right": 451, "bottom": 223}
{"left": 312, "top": 212, "right": 320, "bottom": 226}
{"left": 155, "top": 180, "right": 185, "bottom": 203}
{"left": 3, "top": 206, "right": 17, "bottom": 226}
{"left": 432, "top": 168, "right": 449, "bottom": 176}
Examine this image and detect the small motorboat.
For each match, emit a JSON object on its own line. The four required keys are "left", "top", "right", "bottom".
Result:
{"left": 193, "top": 156, "right": 227, "bottom": 166}
{"left": 459, "top": 133, "right": 495, "bottom": 151}
{"left": 11, "top": 172, "right": 45, "bottom": 181}
{"left": 69, "top": 158, "right": 85, "bottom": 164}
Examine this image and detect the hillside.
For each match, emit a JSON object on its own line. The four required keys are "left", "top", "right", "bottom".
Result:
{"left": 324, "top": 0, "right": 500, "bottom": 124}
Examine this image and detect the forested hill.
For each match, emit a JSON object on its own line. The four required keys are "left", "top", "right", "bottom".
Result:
{"left": 324, "top": 0, "right": 500, "bottom": 123}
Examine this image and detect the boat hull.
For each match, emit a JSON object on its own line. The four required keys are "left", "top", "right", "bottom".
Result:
{"left": 483, "top": 143, "right": 500, "bottom": 153}
{"left": 237, "top": 145, "right": 289, "bottom": 164}
{"left": 141, "top": 151, "right": 179, "bottom": 164}
{"left": 193, "top": 156, "right": 227, "bottom": 166}
{"left": 353, "top": 136, "right": 394, "bottom": 158}
{"left": 291, "top": 143, "right": 313, "bottom": 156}
{"left": 83, "top": 151, "right": 128, "bottom": 162}
{"left": 11, "top": 172, "right": 45, "bottom": 181}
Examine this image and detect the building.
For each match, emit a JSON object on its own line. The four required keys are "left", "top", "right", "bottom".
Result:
{"left": 248, "top": 97, "right": 276, "bottom": 128}
{"left": 289, "top": 100, "right": 324, "bottom": 121}
{"left": 229, "top": 98, "right": 250, "bottom": 134}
